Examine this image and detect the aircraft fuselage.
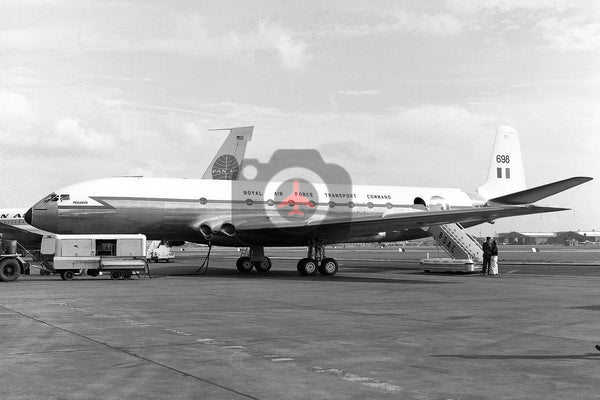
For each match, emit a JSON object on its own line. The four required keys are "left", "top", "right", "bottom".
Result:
{"left": 26, "top": 177, "right": 486, "bottom": 246}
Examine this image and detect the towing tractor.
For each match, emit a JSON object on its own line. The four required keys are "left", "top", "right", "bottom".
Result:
{"left": 40, "top": 234, "right": 149, "bottom": 280}
{"left": 0, "top": 239, "right": 29, "bottom": 282}
{"left": 0, "top": 253, "right": 27, "bottom": 282}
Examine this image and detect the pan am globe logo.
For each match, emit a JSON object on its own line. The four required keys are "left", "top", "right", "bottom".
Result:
{"left": 211, "top": 154, "right": 240, "bottom": 180}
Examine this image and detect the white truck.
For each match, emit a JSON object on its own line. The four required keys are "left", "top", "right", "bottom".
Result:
{"left": 146, "top": 241, "right": 175, "bottom": 263}
{"left": 41, "top": 234, "right": 148, "bottom": 280}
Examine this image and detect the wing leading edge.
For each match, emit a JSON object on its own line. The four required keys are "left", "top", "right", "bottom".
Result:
{"left": 233, "top": 204, "right": 567, "bottom": 240}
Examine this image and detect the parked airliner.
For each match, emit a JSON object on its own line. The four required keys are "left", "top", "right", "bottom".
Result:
{"left": 25, "top": 126, "right": 592, "bottom": 276}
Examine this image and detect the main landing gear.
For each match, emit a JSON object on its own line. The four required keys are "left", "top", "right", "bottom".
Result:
{"left": 297, "top": 240, "right": 338, "bottom": 276}
{"left": 234, "top": 241, "right": 339, "bottom": 277}
{"left": 236, "top": 246, "right": 272, "bottom": 274}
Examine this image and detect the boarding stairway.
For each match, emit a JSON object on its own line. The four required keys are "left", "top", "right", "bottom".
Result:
{"left": 421, "top": 223, "right": 483, "bottom": 272}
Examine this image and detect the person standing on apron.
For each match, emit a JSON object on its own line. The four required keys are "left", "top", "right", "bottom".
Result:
{"left": 481, "top": 237, "right": 491, "bottom": 275}
{"left": 490, "top": 239, "right": 499, "bottom": 276}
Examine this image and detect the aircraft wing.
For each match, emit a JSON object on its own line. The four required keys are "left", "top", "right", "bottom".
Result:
{"left": 488, "top": 177, "right": 592, "bottom": 205}
{"left": 231, "top": 204, "right": 567, "bottom": 240}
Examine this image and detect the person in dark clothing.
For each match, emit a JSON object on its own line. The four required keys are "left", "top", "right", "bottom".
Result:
{"left": 481, "top": 237, "right": 492, "bottom": 275}
{"left": 490, "top": 239, "right": 499, "bottom": 276}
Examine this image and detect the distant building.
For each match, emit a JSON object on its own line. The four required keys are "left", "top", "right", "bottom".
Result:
{"left": 498, "top": 231, "right": 537, "bottom": 245}
{"left": 578, "top": 231, "right": 600, "bottom": 242}
{"left": 497, "top": 230, "right": 599, "bottom": 245}
{"left": 549, "top": 232, "right": 593, "bottom": 246}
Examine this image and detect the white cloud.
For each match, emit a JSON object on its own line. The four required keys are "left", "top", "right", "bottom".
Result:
{"left": 0, "top": 7, "right": 310, "bottom": 70}
{"left": 50, "top": 118, "right": 117, "bottom": 152}
{"left": 337, "top": 90, "right": 382, "bottom": 96}
{"left": 0, "top": 90, "right": 35, "bottom": 134}
{"left": 256, "top": 20, "right": 310, "bottom": 70}
{"left": 323, "top": 10, "right": 463, "bottom": 39}
{"left": 537, "top": 17, "right": 600, "bottom": 50}
{"left": 392, "top": 10, "right": 463, "bottom": 36}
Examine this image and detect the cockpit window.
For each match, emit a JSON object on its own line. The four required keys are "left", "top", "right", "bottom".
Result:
{"left": 60, "top": 194, "right": 70, "bottom": 201}
{"left": 42, "top": 193, "right": 58, "bottom": 203}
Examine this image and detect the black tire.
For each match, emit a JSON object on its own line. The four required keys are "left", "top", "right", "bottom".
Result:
{"left": 61, "top": 270, "right": 75, "bottom": 281}
{"left": 0, "top": 258, "right": 20, "bottom": 282}
{"left": 236, "top": 257, "right": 253, "bottom": 273}
{"left": 87, "top": 270, "right": 99, "bottom": 277}
{"left": 297, "top": 258, "right": 318, "bottom": 276}
{"left": 122, "top": 271, "right": 133, "bottom": 279}
{"left": 254, "top": 258, "right": 272, "bottom": 273}
{"left": 318, "top": 258, "right": 338, "bottom": 276}
{"left": 110, "top": 270, "right": 123, "bottom": 280}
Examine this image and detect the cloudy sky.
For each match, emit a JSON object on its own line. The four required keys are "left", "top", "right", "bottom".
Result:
{"left": 1, "top": 0, "right": 598, "bottom": 236}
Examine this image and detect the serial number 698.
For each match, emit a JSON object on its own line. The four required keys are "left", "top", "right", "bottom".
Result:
{"left": 496, "top": 155, "right": 510, "bottom": 163}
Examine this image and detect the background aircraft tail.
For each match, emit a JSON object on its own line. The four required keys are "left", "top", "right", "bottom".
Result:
{"left": 202, "top": 126, "right": 253, "bottom": 180}
{"left": 477, "top": 125, "right": 526, "bottom": 200}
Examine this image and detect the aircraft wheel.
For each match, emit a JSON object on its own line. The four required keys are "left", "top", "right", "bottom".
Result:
{"left": 0, "top": 259, "right": 20, "bottom": 282}
{"left": 236, "top": 257, "right": 253, "bottom": 273}
{"left": 254, "top": 257, "right": 272, "bottom": 273}
{"left": 61, "top": 270, "right": 75, "bottom": 281}
{"left": 318, "top": 258, "right": 338, "bottom": 276}
{"left": 110, "top": 270, "right": 123, "bottom": 280}
{"left": 297, "top": 258, "right": 318, "bottom": 276}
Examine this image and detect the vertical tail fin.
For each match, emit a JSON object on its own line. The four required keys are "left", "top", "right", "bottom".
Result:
{"left": 477, "top": 125, "right": 526, "bottom": 200}
{"left": 202, "top": 126, "right": 253, "bottom": 180}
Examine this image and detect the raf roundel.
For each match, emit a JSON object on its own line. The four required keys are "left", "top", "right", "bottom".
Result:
{"left": 211, "top": 154, "right": 240, "bottom": 180}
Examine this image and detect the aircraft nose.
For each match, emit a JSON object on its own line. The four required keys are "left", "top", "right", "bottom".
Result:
{"left": 26, "top": 200, "right": 59, "bottom": 232}
{"left": 24, "top": 208, "right": 32, "bottom": 224}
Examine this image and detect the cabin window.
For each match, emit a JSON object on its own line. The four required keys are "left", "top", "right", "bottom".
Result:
{"left": 199, "top": 197, "right": 208, "bottom": 205}
{"left": 267, "top": 199, "right": 275, "bottom": 206}
{"left": 328, "top": 201, "right": 336, "bottom": 208}
{"left": 347, "top": 201, "right": 355, "bottom": 208}
{"left": 246, "top": 199, "right": 254, "bottom": 206}
{"left": 385, "top": 202, "right": 393, "bottom": 209}
{"left": 367, "top": 202, "right": 374, "bottom": 209}
{"left": 96, "top": 240, "right": 117, "bottom": 256}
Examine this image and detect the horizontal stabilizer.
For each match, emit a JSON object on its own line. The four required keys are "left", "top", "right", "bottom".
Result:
{"left": 488, "top": 176, "right": 592, "bottom": 205}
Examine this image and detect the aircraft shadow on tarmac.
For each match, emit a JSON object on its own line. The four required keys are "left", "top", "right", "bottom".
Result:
{"left": 433, "top": 353, "right": 600, "bottom": 361}
{"left": 151, "top": 267, "right": 455, "bottom": 285}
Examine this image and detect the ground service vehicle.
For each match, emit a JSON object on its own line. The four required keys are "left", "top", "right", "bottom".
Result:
{"left": 149, "top": 244, "right": 174, "bottom": 263}
{"left": 0, "top": 253, "right": 27, "bottom": 282}
{"left": 41, "top": 234, "right": 148, "bottom": 280}
{"left": 0, "top": 238, "right": 30, "bottom": 282}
